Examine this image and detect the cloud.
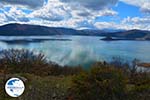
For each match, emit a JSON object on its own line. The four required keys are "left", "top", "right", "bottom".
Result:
{"left": 27, "top": 0, "right": 118, "bottom": 29}
{"left": 122, "top": 16, "right": 150, "bottom": 24}
{"left": 94, "top": 16, "right": 150, "bottom": 30}
{"left": 94, "top": 22, "right": 119, "bottom": 29}
{"left": 0, "top": 0, "right": 45, "bottom": 9}
{"left": 97, "top": 9, "right": 118, "bottom": 16}
{"left": 140, "top": 3, "right": 150, "bottom": 14}
{"left": 121, "top": 0, "right": 150, "bottom": 14}
{"left": 0, "top": 9, "right": 15, "bottom": 23}
{"left": 60, "top": 0, "right": 118, "bottom": 10}
{"left": 0, "top": 13, "right": 6, "bottom": 23}
{"left": 0, "top": 7, "right": 30, "bottom": 23}
{"left": 0, "top": 0, "right": 119, "bottom": 29}
{"left": 122, "top": 16, "right": 150, "bottom": 30}
{"left": 29, "top": 0, "right": 71, "bottom": 21}
{"left": 0, "top": 0, "right": 149, "bottom": 31}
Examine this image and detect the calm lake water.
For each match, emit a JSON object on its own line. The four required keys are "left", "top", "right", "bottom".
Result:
{"left": 0, "top": 35, "right": 150, "bottom": 67}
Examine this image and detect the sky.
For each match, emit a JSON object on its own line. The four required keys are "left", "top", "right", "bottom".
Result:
{"left": 0, "top": 0, "right": 150, "bottom": 30}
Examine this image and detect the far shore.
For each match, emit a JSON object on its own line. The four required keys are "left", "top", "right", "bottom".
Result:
{"left": 0, "top": 38, "right": 72, "bottom": 44}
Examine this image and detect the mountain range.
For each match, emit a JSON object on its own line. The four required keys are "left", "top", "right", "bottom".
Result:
{"left": 0, "top": 23, "right": 150, "bottom": 40}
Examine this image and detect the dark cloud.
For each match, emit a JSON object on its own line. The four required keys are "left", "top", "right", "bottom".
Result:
{"left": 77, "top": 12, "right": 91, "bottom": 17}
{"left": 141, "top": 8, "right": 150, "bottom": 14}
{"left": 38, "top": 15, "right": 65, "bottom": 21}
{"left": 0, "top": 0, "right": 45, "bottom": 9}
{"left": 60, "top": 0, "right": 118, "bottom": 10}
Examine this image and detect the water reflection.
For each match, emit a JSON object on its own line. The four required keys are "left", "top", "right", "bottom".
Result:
{"left": 0, "top": 36, "right": 150, "bottom": 67}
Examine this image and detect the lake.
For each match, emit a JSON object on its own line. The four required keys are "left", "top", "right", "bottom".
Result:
{"left": 0, "top": 35, "right": 150, "bottom": 67}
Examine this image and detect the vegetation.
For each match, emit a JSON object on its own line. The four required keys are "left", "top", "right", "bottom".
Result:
{"left": 70, "top": 64, "right": 126, "bottom": 100}
{"left": 0, "top": 49, "right": 150, "bottom": 100}
{"left": 0, "top": 49, "right": 83, "bottom": 76}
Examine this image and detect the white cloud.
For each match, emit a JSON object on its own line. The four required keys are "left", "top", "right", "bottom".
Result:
{"left": 121, "top": 0, "right": 150, "bottom": 13}
{"left": 0, "top": 0, "right": 149, "bottom": 31}
{"left": 2, "top": 7, "right": 29, "bottom": 22}
{"left": 18, "top": 14, "right": 85, "bottom": 29}
{"left": 29, "top": 0, "right": 118, "bottom": 20}
{"left": 140, "top": 3, "right": 150, "bottom": 14}
{"left": 120, "top": 0, "right": 148, "bottom": 6}
{"left": 122, "top": 16, "right": 150, "bottom": 30}
{"left": 29, "top": 0, "right": 71, "bottom": 21}
{"left": 122, "top": 16, "right": 150, "bottom": 24}
{"left": 97, "top": 9, "right": 118, "bottom": 16}
{"left": 0, "top": 13, "right": 6, "bottom": 22}
{"left": 94, "top": 22, "right": 121, "bottom": 29}
{"left": 95, "top": 16, "right": 150, "bottom": 30}
{"left": 27, "top": 0, "right": 118, "bottom": 29}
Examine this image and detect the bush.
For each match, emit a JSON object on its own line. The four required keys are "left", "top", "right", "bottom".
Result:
{"left": 0, "top": 73, "right": 72, "bottom": 100}
{"left": 0, "top": 49, "right": 83, "bottom": 76}
{"left": 70, "top": 64, "right": 126, "bottom": 100}
{"left": 127, "top": 72, "right": 150, "bottom": 100}
{"left": 47, "top": 64, "right": 84, "bottom": 76}
{"left": 0, "top": 49, "right": 48, "bottom": 74}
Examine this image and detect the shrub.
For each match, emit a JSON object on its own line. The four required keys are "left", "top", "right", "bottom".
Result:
{"left": 0, "top": 49, "right": 48, "bottom": 74}
{"left": 0, "top": 49, "right": 83, "bottom": 76}
{"left": 21, "top": 74, "right": 72, "bottom": 100}
{"left": 110, "top": 57, "right": 129, "bottom": 69}
{"left": 70, "top": 64, "right": 126, "bottom": 100}
{"left": 0, "top": 73, "right": 72, "bottom": 100}
{"left": 127, "top": 72, "right": 150, "bottom": 100}
{"left": 47, "top": 64, "right": 84, "bottom": 76}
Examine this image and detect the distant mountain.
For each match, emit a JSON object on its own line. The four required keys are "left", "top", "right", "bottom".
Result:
{"left": 0, "top": 23, "right": 79, "bottom": 36}
{"left": 103, "top": 29, "right": 150, "bottom": 40}
{"left": 0, "top": 23, "right": 150, "bottom": 40}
